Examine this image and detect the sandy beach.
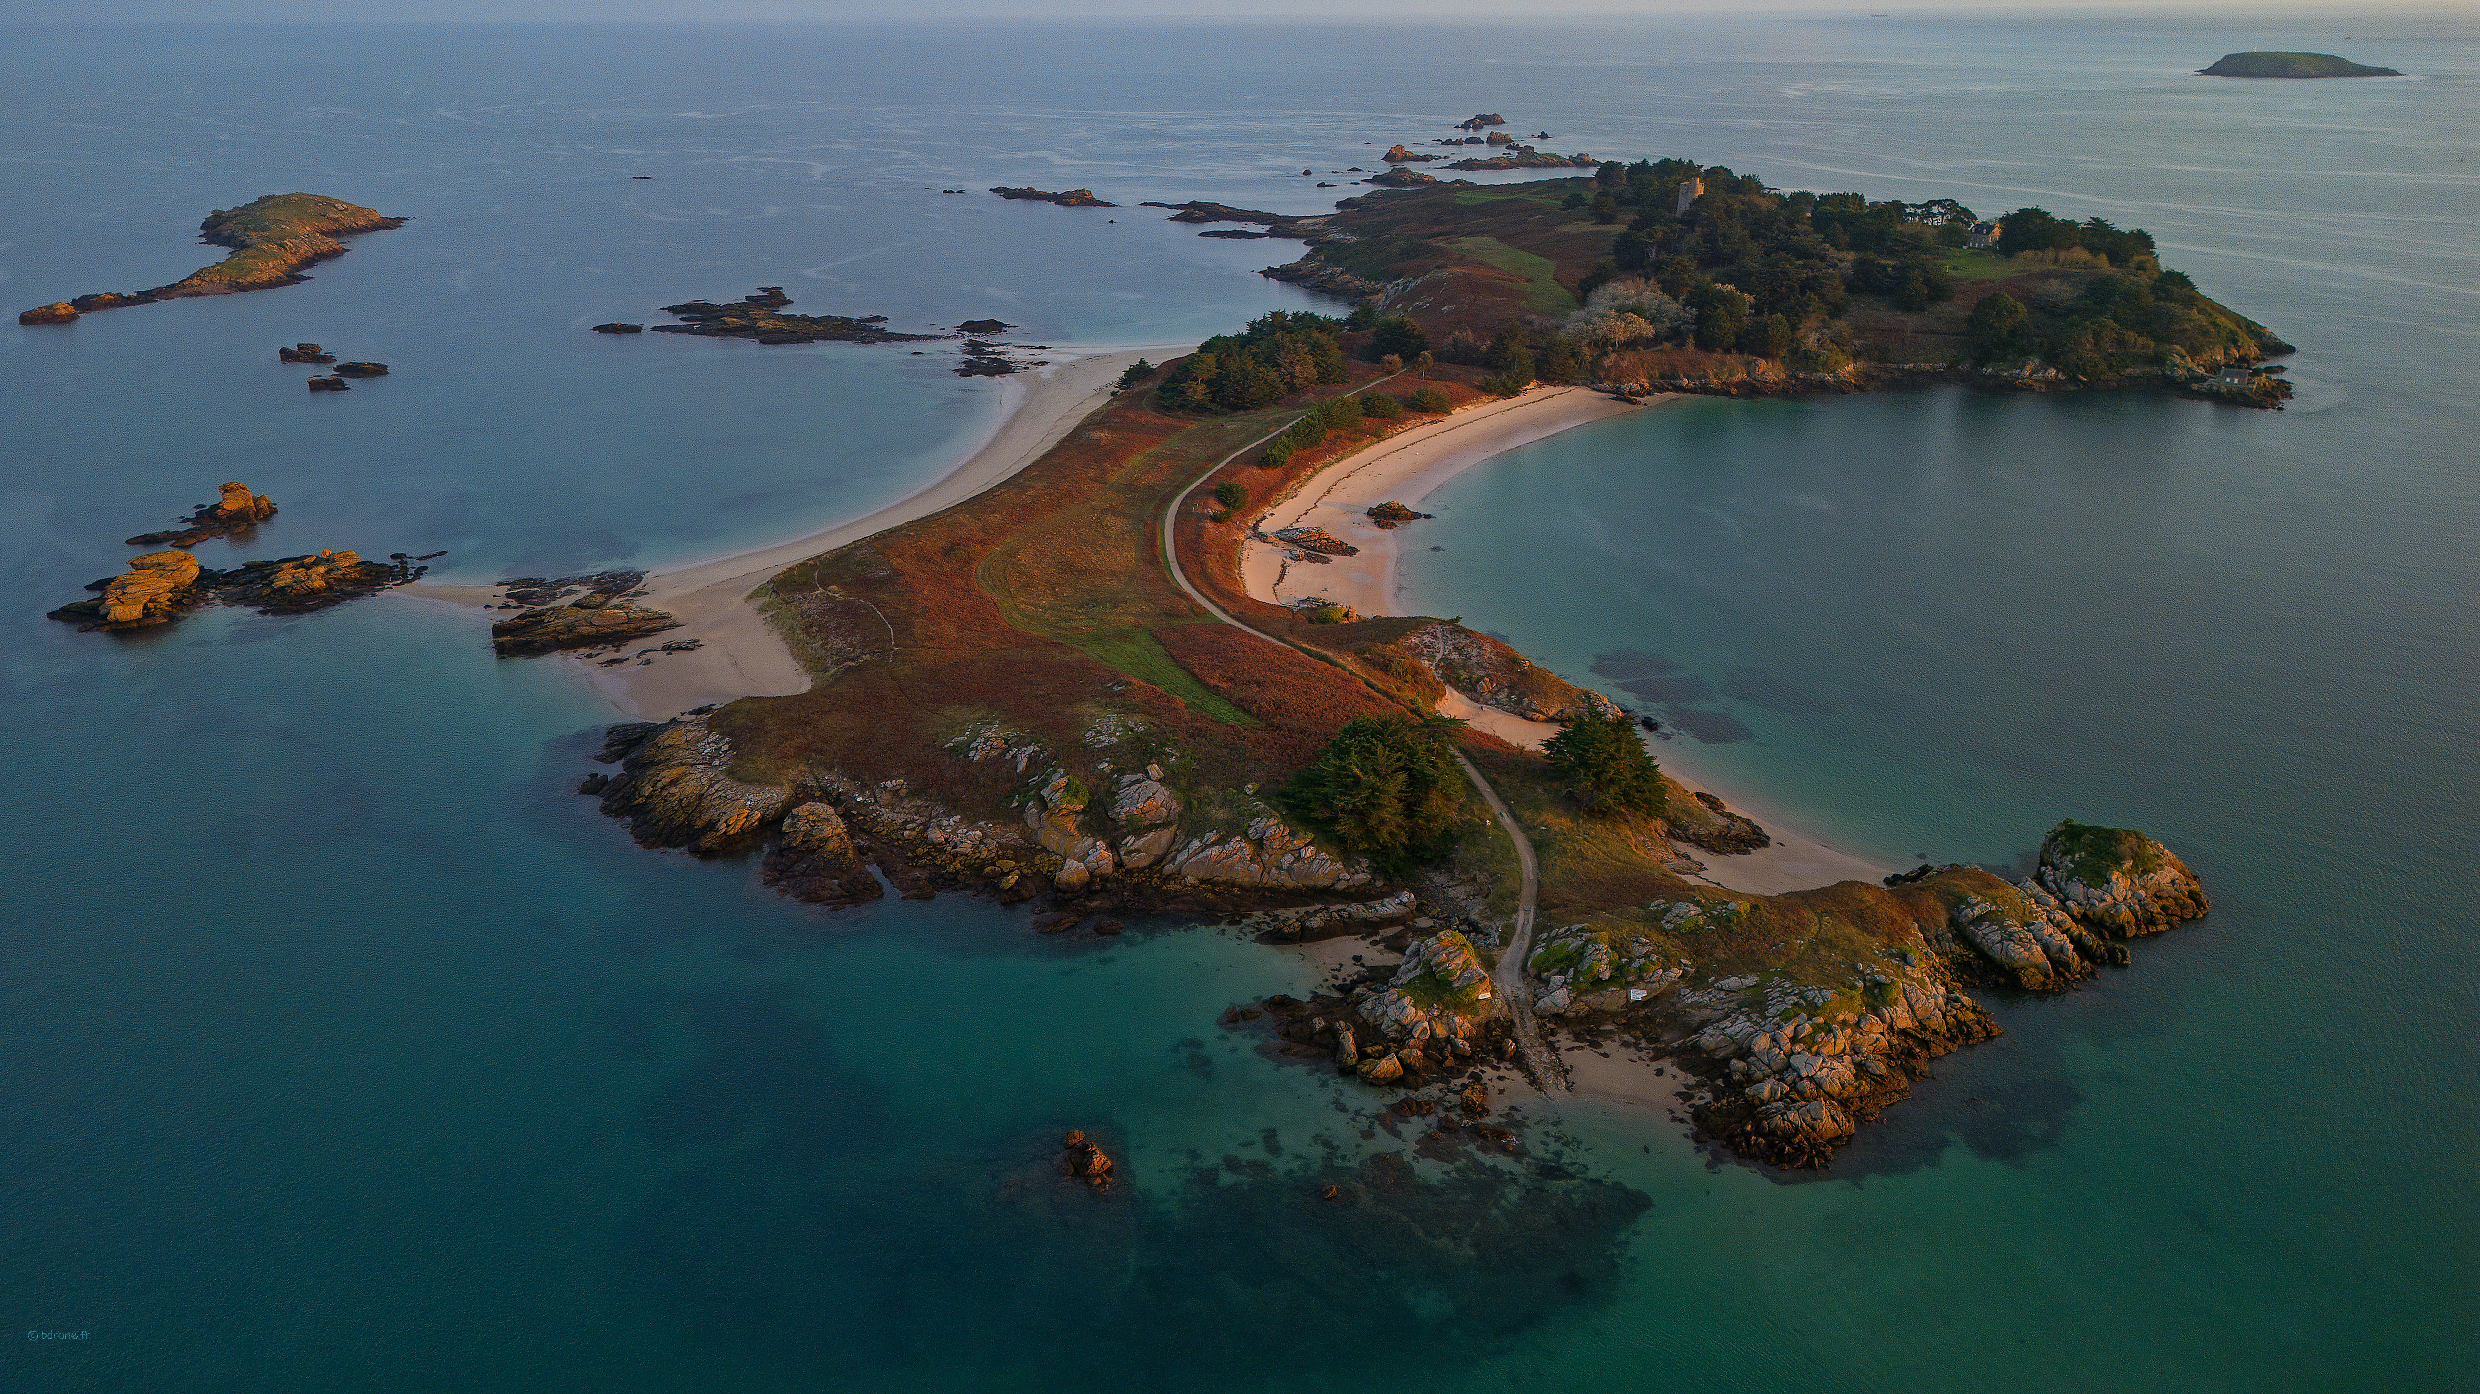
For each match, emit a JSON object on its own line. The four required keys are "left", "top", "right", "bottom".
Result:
{"left": 407, "top": 345, "right": 1175, "bottom": 721}
{"left": 1237, "top": 385, "right": 1889, "bottom": 896}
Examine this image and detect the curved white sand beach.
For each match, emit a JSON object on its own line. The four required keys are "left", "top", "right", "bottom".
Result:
{"left": 1238, "top": 385, "right": 1888, "bottom": 896}
{"left": 408, "top": 344, "right": 1175, "bottom": 721}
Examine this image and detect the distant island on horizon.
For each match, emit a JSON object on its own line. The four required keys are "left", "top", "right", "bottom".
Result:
{"left": 2201, "top": 51, "right": 2402, "bottom": 78}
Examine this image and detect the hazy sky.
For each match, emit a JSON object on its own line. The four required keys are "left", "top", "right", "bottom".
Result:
{"left": 0, "top": 0, "right": 2428, "bottom": 22}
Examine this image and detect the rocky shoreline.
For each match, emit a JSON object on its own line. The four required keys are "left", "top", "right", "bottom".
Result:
{"left": 581, "top": 702, "right": 2210, "bottom": 1171}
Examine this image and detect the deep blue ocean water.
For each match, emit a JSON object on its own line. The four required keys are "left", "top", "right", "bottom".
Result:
{"left": 3, "top": 12, "right": 2473, "bottom": 1390}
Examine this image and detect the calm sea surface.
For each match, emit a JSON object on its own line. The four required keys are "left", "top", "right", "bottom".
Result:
{"left": 3, "top": 13, "right": 2473, "bottom": 1391}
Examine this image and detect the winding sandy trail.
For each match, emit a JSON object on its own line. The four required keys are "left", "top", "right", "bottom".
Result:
{"left": 1156, "top": 382, "right": 1564, "bottom": 1090}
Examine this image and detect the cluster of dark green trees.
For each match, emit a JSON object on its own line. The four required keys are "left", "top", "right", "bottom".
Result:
{"left": 1569, "top": 158, "right": 1956, "bottom": 341}
{"left": 1965, "top": 265, "right": 2270, "bottom": 375}
{"left": 1155, "top": 311, "right": 1347, "bottom": 412}
{"left": 1281, "top": 715, "right": 1466, "bottom": 873}
{"left": 1280, "top": 705, "right": 1665, "bottom": 874}
{"left": 1992, "top": 208, "right": 2156, "bottom": 266}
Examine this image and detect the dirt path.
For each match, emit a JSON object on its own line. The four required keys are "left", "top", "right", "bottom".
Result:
{"left": 1156, "top": 389, "right": 1566, "bottom": 1091}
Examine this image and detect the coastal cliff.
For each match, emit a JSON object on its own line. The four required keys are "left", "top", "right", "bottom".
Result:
{"left": 18, "top": 193, "right": 404, "bottom": 324}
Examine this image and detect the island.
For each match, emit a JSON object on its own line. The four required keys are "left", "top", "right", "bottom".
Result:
{"left": 584, "top": 245, "right": 2228, "bottom": 1165}
{"left": 2201, "top": 51, "right": 2400, "bottom": 78}
{"left": 17, "top": 193, "right": 404, "bottom": 326}
{"left": 990, "top": 186, "right": 1116, "bottom": 207}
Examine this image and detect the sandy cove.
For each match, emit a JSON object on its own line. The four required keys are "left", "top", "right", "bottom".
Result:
{"left": 1238, "top": 384, "right": 1888, "bottom": 897}
{"left": 408, "top": 345, "right": 1173, "bottom": 720}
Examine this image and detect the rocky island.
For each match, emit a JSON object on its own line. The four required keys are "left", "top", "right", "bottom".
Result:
{"left": 2201, "top": 51, "right": 2400, "bottom": 77}
{"left": 126, "top": 481, "right": 277, "bottom": 547}
{"left": 17, "top": 193, "right": 404, "bottom": 325}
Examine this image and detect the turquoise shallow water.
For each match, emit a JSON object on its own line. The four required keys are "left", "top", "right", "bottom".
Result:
{"left": 2, "top": 12, "right": 2474, "bottom": 1391}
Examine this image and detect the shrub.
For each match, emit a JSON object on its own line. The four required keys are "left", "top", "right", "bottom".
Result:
{"left": 1214, "top": 480, "right": 1249, "bottom": 510}
{"left": 1407, "top": 385, "right": 1451, "bottom": 413}
{"left": 1115, "top": 358, "right": 1153, "bottom": 392}
{"left": 1279, "top": 714, "right": 1467, "bottom": 871}
{"left": 1543, "top": 708, "right": 1665, "bottom": 817}
{"left": 1362, "top": 392, "right": 1405, "bottom": 421}
{"left": 1369, "top": 314, "right": 1429, "bottom": 363}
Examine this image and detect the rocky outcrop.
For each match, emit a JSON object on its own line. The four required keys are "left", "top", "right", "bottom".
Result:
{"left": 490, "top": 600, "right": 681, "bottom": 657}
{"left": 1524, "top": 920, "right": 1689, "bottom": 1017}
{"left": 1025, "top": 769, "right": 1116, "bottom": 891}
{"left": 1059, "top": 1130, "right": 1116, "bottom": 1190}
{"left": 75, "top": 550, "right": 202, "bottom": 628}
{"left": 49, "top": 547, "right": 427, "bottom": 631}
{"left": 596, "top": 716, "right": 793, "bottom": 853}
{"left": 278, "top": 342, "right": 335, "bottom": 363}
{"left": 126, "top": 481, "right": 277, "bottom": 547}
{"left": 2035, "top": 820, "right": 2210, "bottom": 937}
{"left": 1163, "top": 815, "right": 1371, "bottom": 891}
{"left": 1259, "top": 258, "right": 1385, "bottom": 301}
{"left": 1354, "top": 930, "right": 1499, "bottom": 1046}
{"left": 1686, "top": 967, "right": 2000, "bottom": 1168}
{"left": 1396, "top": 622, "right": 1616, "bottom": 723}
{"left": 761, "top": 801, "right": 884, "bottom": 908}
{"left": 308, "top": 376, "right": 348, "bottom": 392}
{"left": 1666, "top": 789, "right": 1771, "bottom": 855}
{"left": 591, "top": 322, "right": 643, "bottom": 334}
{"left": 989, "top": 186, "right": 1115, "bottom": 207}
{"left": 1445, "top": 148, "right": 1595, "bottom": 171}
{"left": 334, "top": 361, "right": 388, "bottom": 378}
{"left": 1362, "top": 169, "right": 1440, "bottom": 189}
{"left": 1380, "top": 144, "right": 1439, "bottom": 164}
{"left": 18, "top": 193, "right": 404, "bottom": 323}
{"left": 1365, "top": 501, "right": 1431, "bottom": 528}
{"left": 1456, "top": 113, "right": 1506, "bottom": 130}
